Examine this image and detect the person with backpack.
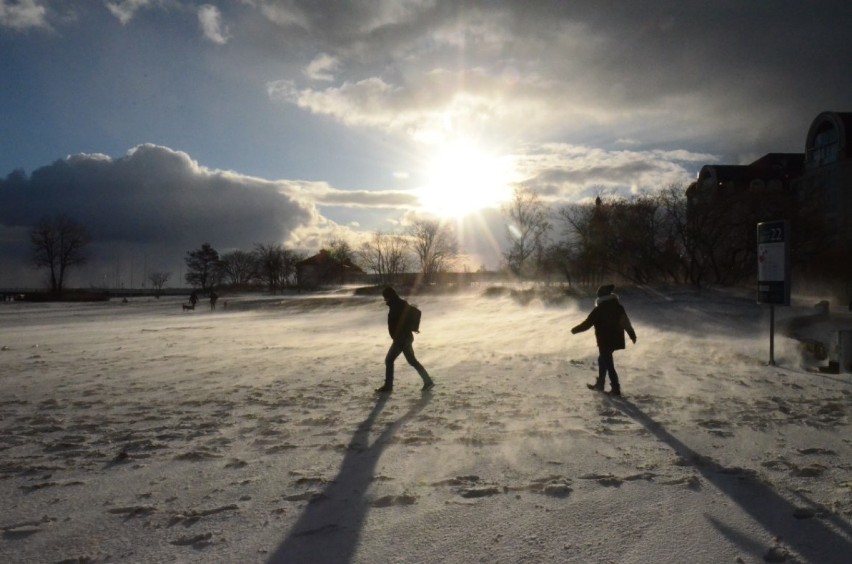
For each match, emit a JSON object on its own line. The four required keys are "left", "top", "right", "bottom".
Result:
{"left": 376, "top": 286, "right": 434, "bottom": 393}
{"left": 571, "top": 284, "right": 636, "bottom": 396}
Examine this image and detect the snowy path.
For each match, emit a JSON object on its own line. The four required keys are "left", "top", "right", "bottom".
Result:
{"left": 1, "top": 290, "right": 850, "bottom": 563}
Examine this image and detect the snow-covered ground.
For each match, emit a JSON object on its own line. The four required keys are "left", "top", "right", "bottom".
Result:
{"left": 1, "top": 287, "right": 851, "bottom": 563}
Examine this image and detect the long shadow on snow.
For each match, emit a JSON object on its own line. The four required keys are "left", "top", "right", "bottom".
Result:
{"left": 624, "top": 286, "right": 766, "bottom": 338}
{"left": 611, "top": 397, "right": 852, "bottom": 562}
{"left": 267, "top": 393, "right": 432, "bottom": 564}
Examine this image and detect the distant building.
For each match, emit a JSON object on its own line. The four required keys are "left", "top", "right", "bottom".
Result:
{"left": 686, "top": 111, "right": 852, "bottom": 290}
{"left": 687, "top": 153, "right": 804, "bottom": 215}
{"left": 296, "top": 250, "right": 366, "bottom": 289}
{"left": 793, "top": 111, "right": 852, "bottom": 246}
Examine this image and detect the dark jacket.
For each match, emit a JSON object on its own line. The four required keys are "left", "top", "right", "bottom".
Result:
{"left": 572, "top": 294, "right": 636, "bottom": 352}
{"left": 387, "top": 296, "right": 415, "bottom": 343}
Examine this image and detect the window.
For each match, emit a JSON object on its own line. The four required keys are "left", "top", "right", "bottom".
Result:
{"left": 810, "top": 122, "right": 839, "bottom": 165}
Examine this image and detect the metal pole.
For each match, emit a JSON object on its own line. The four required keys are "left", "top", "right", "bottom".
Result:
{"left": 769, "top": 304, "right": 776, "bottom": 366}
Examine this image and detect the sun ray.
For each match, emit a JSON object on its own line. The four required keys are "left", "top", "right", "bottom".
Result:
{"left": 416, "top": 139, "right": 514, "bottom": 218}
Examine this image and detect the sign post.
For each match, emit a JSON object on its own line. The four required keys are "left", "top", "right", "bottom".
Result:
{"left": 757, "top": 220, "right": 791, "bottom": 366}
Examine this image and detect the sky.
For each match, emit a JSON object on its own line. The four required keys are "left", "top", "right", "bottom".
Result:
{"left": 1, "top": 0, "right": 850, "bottom": 287}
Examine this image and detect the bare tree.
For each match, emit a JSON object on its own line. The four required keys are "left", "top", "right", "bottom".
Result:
{"left": 502, "top": 186, "right": 551, "bottom": 277}
{"left": 147, "top": 271, "right": 171, "bottom": 296}
{"left": 219, "top": 250, "right": 257, "bottom": 287}
{"left": 558, "top": 200, "right": 603, "bottom": 285}
{"left": 407, "top": 219, "right": 458, "bottom": 285}
{"left": 325, "top": 238, "right": 359, "bottom": 285}
{"left": 254, "top": 243, "right": 300, "bottom": 293}
{"left": 359, "top": 231, "right": 410, "bottom": 286}
{"left": 655, "top": 185, "right": 694, "bottom": 284}
{"left": 327, "top": 238, "right": 356, "bottom": 265}
{"left": 686, "top": 188, "right": 756, "bottom": 286}
{"left": 30, "top": 215, "right": 91, "bottom": 293}
{"left": 559, "top": 194, "right": 685, "bottom": 286}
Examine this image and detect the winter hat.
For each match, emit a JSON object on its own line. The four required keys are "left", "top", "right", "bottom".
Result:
{"left": 382, "top": 286, "right": 398, "bottom": 300}
{"left": 596, "top": 284, "right": 615, "bottom": 297}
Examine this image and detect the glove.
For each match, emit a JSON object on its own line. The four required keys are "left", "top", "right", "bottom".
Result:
{"left": 631, "top": 335, "right": 637, "bottom": 344}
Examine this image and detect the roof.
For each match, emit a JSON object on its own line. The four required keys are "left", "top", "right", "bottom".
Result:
{"left": 297, "top": 250, "right": 364, "bottom": 272}
{"left": 748, "top": 153, "right": 805, "bottom": 179}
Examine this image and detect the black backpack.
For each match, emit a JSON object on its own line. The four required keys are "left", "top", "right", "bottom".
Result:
{"left": 402, "top": 303, "right": 422, "bottom": 333}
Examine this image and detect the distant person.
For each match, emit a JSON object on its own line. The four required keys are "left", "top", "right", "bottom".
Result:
{"left": 571, "top": 284, "right": 636, "bottom": 397}
{"left": 209, "top": 291, "right": 218, "bottom": 310}
{"left": 376, "top": 286, "right": 434, "bottom": 393}
{"left": 189, "top": 291, "right": 199, "bottom": 308}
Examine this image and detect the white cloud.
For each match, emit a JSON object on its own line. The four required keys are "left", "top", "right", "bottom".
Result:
{"left": 276, "top": 179, "right": 418, "bottom": 210}
{"left": 268, "top": 77, "right": 401, "bottom": 129}
{"left": 513, "top": 143, "right": 716, "bottom": 202}
{"left": 198, "top": 4, "right": 229, "bottom": 44}
{"left": 244, "top": 0, "right": 310, "bottom": 30}
{"left": 268, "top": 70, "right": 516, "bottom": 145}
{"left": 105, "top": 0, "right": 155, "bottom": 25}
{"left": 286, "top": 218, "right": 372, "bottom": 253}
{"left": 0, "top": 0, "right": 48, "bottom": 30}
{"left": 304, "top": 53, "right": 340, "bottom": 82}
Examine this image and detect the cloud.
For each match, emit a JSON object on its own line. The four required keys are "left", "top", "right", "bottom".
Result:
{"left": 0, "top": 0, "right": 48, "bottom": 30}
{"left": 0, "top": 145, "right": 317, "bottom": 268}
{"left": 268, "top": 77, "right": 406, "bottom": 129}
{"left": 244, "top": 0, "right": 311, "bottom": 30}
{"left": 286, "top": 215, "right": 371, "bottom": 254}
{"left": 255, "top": 1, "right": 851, "bottom": 161}
{"left": 280, "top": 182, "right": 419, "bottom": 209}
{"left": 198, "top": 4, "right": 230, "bottom": 44}
{"left": 0, "top": 141, "right": 715, "bottom": 284}
{"left": 105, "top": 0, "right": 156, "bottom": 25}
{"left": 513, "top": 143, "right": 716, "bottom": 201}
{"left": 247, "top": 0, "right": 435, "bottom": 36}
{"left": 268, "top": 68, "right": 517, "bottom": 145}
{"left": 304, "top": 52, "right": 340, "bottom": 82}
{"left": 0, "top": 143, "right": 438, "bottom": 285}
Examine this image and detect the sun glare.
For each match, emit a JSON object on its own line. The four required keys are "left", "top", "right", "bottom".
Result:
{"left": 417, "top": 140, "right": 513, "bottom": 218}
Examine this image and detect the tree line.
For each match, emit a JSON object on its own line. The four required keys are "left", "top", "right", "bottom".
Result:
{"left": 30, "top": 181, "right": 832, "bottom": 294}
{"left": 503, "top": 185, "right": 694, "bottom": 286}
{"left": 25, "top": 215, "right": 461, "bottom": 294}
{"left": 181, "top": 217, "right": 461, "bottom": 293}
{"left": 502, "top": 182, "right": 837, "bottom": 289}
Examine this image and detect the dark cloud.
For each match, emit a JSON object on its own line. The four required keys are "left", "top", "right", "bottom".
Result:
{"left": 531, "top": 162, "right": 656, "bottom": 188}
{"left": 260, "top": 1, "right": 851, "bottom": 159}
{"left": 2, "top": 1, "right": 849, "bottom": 285}
{"left": 0, "top": 144, "right": 316, "bottom": 285}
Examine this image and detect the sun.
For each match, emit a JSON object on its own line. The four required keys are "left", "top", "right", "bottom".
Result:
{"left": 416, "top": 140, "right": 514, "bottom": 218}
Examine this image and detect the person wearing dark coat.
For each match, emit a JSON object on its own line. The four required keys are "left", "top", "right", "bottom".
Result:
{"left": 571, "top": 284, "right": 636, "bottom": 396}
{"left": 377, "top": 286, "right": 434, "bottom": 393}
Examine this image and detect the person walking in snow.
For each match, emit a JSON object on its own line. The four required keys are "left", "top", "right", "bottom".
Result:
{"left": 376, "top": 286, "right": 434, "bottom": 393}
{"left": 571, "top": 284, "right": 636, "bottom": 397}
